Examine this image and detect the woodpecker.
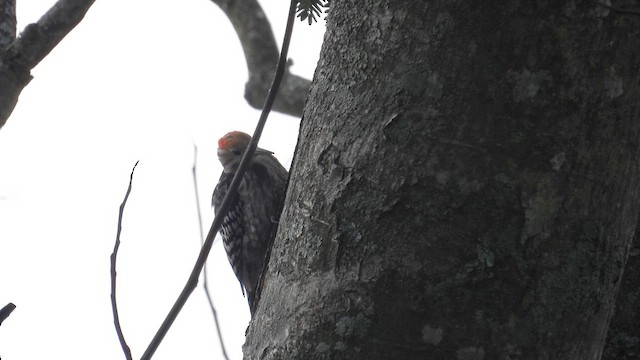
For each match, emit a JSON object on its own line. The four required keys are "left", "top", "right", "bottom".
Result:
{"left": 212, "top": 131, "right": 288, "bottom": 315}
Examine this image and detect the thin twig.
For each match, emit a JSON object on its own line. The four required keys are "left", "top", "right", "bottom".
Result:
{"left": 0, "top": 303, "right": 16, "bottom": 326}
{"left": 110, "top": 161, "right": 138, "bottom": 360}
{"left": 140, "top": 0, "right": 298, "bottom": 358}
{"left": 191, "top": 145, "right": 230, "bottom": 360}
{"left": 593, "top": 1, "right": 640, "bottom": 16}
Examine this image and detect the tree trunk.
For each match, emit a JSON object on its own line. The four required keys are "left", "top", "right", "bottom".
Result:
{"left": 245, "top": 1, "right": 640, "bottom": 359}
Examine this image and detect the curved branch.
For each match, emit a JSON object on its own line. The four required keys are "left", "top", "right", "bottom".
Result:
{"left": 212, "top": 0, "right": 310, "bottom": 117}
{"left": 110, "top": 161, "right": 138, "bottom": 360}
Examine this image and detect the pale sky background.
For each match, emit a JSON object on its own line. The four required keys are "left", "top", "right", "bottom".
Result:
{"left": 0, "top": 1, "right": 325, "bottom": 359}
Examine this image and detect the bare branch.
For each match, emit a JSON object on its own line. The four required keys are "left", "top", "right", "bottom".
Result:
{"left": 212, "top": 0, "right": 310, "bottom": 117}
{"left": 0, "top": 0, "right": 96, "bottom": 129}
{"left": 0, "top": 302, "right": 16, "bottom": 326}
{"left": 141, "top": 1, "right": 298, "bottom": 357}
{"left": 5, "top": 0, "right": 96, "bottom": 70}
{"left": 191, "top": 145, "right": 230, "bottom": 360}
{"left": 110, "top": 161, "right": 138, "bottom": 360}
{"left": 0, "top": 0, "right": 16, "bottom": 48}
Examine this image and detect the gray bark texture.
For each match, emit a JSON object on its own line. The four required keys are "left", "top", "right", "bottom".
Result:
{"left": 0, "top": 0, "right": 16, "bottom": 48}
{"left": 245, "top": 1, "right": 640, "bottom": 359}
{"left": 603, "top": 222, "right": 640, "bottom": 359}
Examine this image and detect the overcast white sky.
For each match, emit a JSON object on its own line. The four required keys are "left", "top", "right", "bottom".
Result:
{"left": 0, "top": 1, "right": 325, "bottom": 359}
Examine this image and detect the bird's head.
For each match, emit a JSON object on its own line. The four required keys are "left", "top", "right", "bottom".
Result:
{"left": 217, "top": 131, "right": 273, "bottom": 172}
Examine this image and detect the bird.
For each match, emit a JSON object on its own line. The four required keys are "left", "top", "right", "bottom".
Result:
{"left": 212, "top": 131, "right": 288, "bottom": 315}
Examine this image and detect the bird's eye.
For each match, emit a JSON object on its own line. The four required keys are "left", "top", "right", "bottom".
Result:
{"left": 231, "top": 149, "right": 242, "bottom": 156}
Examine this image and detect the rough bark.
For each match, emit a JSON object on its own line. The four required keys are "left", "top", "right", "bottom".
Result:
{"left": 245, "top": 1, "right": 640, "bottom": 359}
{"left": 0, "top": 0, "right": 16, "bottom": 48}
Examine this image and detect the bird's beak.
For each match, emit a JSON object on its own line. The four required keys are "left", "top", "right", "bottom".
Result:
{"left": 255, "top": 147, "right": 274, "bottom": 156}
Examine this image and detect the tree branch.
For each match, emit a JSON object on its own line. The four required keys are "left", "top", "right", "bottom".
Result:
{"left": 191, "top": 146, "right": 230, "bottom": 360}
{"left": 5, "top": 0, "right": 96, "bottom": 70}
{"left": 140, "top": 1, "right": 298, "bottom": 357}
{"left": 0, "top": 0, "right": 96, "bottom": 129}
{"left": 211, "top": 0, "right": 310, "bottom": 117}
{"left": 110, "top": 161, "right": 138, "bottom": 360}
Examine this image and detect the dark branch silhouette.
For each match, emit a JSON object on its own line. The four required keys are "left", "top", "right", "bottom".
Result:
{"left": 110, "top": 161, "right": 138, "bottom": 360}
{"left": 0, "top": 302, "right": 16, "bottom": 326}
